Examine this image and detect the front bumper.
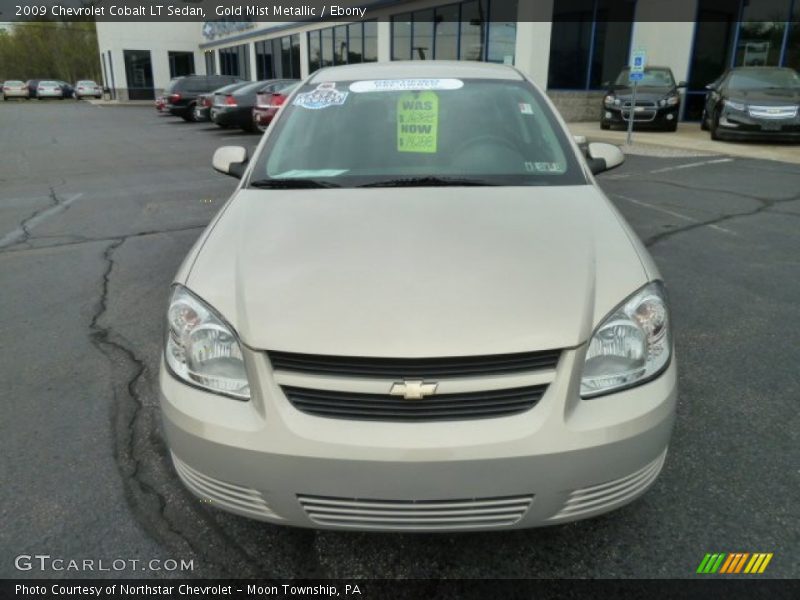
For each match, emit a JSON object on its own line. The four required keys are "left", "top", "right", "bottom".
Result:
{"left": 160, "top": 345, "right": 677, "bottom": 531}
{"left": 603, "top": 105, "right": 679, "bottom": 129}
{"left": 716, "top": 109, "right": 800, "bottom": 141}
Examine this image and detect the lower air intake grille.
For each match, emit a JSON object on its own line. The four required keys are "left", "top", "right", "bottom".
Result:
{"left": 268, "top": 349, "right": 560, "bottom": 378}
{"left": 297, "top": 494, "right": 534, "bottom": 530}
{"left": 283, "top": 385, "right": 547, "bottom": 421}
{"left": 171, "top": 453, "right": 281, "bottom": 521}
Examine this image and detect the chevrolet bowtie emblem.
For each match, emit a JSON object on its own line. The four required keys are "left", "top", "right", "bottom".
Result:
{"left": 389, "top": 380, "right": 438, "bottom": 400}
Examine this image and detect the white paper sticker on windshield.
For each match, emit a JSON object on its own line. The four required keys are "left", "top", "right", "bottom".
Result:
{"left": 350, "top": 79, "right": 464, "bottom": 93}
{"left": 519, "top": 103, "right": 534, "bottom": 115}
{"left": 294, "top": 83, "right": 348, "bottom": 109}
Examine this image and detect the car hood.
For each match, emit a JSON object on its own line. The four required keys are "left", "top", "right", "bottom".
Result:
{"left": 612, "top": 86, "right": 675, "bottom": 101}
{"left": 726, "top": 88, "right": 800, "bottom": 103}
{"left": 183, "top": 187, "right": 649, "bottom": 356}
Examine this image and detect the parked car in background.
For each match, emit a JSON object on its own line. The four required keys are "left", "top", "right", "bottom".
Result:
{"left": 210, "top": 79, "right": 297, "bottom": 132}
{"left": 155, "top": 96, "right": 166, "bottom": 112}
{"left": 164, "top": 75, "right": 243, "bottom": 121}
{"left": 701, "top": 66, "right": 800, "bottom": 141}
{"left": 160, "top": 61, "right": 676, "bottom": 532}
{"left": 252, "top": 82, "right": 299, "bottom": 132}
{"left": 602, "top": 66, "right": 685, "bottom": 131}
{"left": 26, "top": 79, "right": 42, "bottom": 98}
{"left": 2, "top": 80, "right": 29, "bottom": 100}
{"left": 36, "top": 81, "right": 64, "bottom": 99}
{"left": 194, "top": 81, "right": 250, "bottom": 123}
{"left": 57, "top": 81, "right": 74, "bottom": 99}
{"left": 75, "top": 80, "right": 102, "bottom": 99}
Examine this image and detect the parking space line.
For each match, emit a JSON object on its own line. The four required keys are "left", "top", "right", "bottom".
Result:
{"left": 649, "top": 158, "right": 734, "bottom": 174}
{"left": 611, "top": 193, "right": 736, "bottom": 235}
{"left": 0, "top": 193, "right": 84, "bottom": 249}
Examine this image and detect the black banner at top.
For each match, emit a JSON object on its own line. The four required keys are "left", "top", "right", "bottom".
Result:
{"left": 0, "top": 0, "right": 756, "bottom": 23}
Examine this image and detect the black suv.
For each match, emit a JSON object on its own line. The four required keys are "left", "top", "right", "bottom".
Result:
{"left": 165, "top": 75, "right": 243, "bottom": 121}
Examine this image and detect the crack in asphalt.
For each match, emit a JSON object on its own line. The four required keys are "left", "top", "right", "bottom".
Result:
{"left": 86, "top": 232, "right": 267, "bottom": 577}
{"left": 643, "top": 191, "right": 800, "bottom": 247}
{"left": 8, "top": 187, "right": 61, "bottom": 249}
{"left": 0, "top": 225, "right": 207, "bottom": 255}
{"left": 87, "top": 237, "right": 200, "bottom": 559}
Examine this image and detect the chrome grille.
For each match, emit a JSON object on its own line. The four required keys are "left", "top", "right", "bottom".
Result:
{"left": 621, "top": 100, "right": 657, "bottom": 122}
{"left": 298, "top": 494, "right": 533, "bottom": 530}
{"left": 268, "top": 349, "right": 560, "bottom": 378}
{"left": 747, "top": 105, "right": 798, "bottom": 119}
{"left": 282, "top": 384, "right": 546, "bottom": 421}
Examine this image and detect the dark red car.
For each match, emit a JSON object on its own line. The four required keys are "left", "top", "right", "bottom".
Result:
{"left": 252, "top": 82, "right": 298, "bottom": 132}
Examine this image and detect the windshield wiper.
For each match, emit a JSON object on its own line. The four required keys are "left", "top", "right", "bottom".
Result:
{"left": 249, "top": 178, "right": 340, "bottom": 189}
{"left": 359, "top": 176, "right": 498, "bottom": 188}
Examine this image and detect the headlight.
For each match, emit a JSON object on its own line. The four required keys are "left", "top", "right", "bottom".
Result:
{"left": 603, "top": 95, "right": 615, "bottom": 107}
{"left": 659, "top": 95, "right": 679, "bottom": 107}
{"left": 580, "top": 282, "right": 671, "bottom": 398}
{"left": 165, "top": 285, "right": 250, "bottom": 400}
{"left": 723, "top": 99, "right": 746, "bottom": 112}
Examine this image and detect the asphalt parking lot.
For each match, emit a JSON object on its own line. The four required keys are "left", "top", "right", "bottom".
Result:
{"left": 1, "top": 101, "right": 798, "bottom": 579}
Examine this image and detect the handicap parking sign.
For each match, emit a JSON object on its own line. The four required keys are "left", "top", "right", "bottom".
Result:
{"left": 629, "top": 71, "right": 645, "bottom": 82}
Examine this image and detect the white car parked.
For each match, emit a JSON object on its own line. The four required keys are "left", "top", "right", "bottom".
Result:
{"left": 160, "top": 61, "right": 676, "bottom": 531}
{"left": 75, "top": 80, "right": 103, "bottom": 99}
{"left": 36, "top": 81, "right": 63, "bottom": 99}
{"left": 2, "top": 80, "right": 29, "bottom": 100}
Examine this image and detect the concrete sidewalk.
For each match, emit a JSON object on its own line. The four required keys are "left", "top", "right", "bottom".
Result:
{"left": 569, "top": 122, "right": 800, "bottom": 165}
{"left": 86, "top": 98, "right": 153, "bottom": 107}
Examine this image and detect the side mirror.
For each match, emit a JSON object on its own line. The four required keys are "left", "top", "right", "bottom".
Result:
{"left": 602, "top": 80, "right": 611, "bottom": 88}
{"left": 677, "top": 81, "right": 688, "bottom": 88}
{"left": 212, "top": 146, "right": 248, "bottom": 179}
{"left": 704, "top": 83, "right": 716, "bottom": 91}
{"left": 586, "top": 142, "right": 624, "bottom": 174}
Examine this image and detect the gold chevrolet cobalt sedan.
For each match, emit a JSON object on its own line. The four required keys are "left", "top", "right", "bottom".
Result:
{"left": 160, "top": 61, "right": 676, "bottom": 531}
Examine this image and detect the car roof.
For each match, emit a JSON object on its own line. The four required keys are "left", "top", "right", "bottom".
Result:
{"left": 309, "top": 61, "right": 524, "bottom": 84}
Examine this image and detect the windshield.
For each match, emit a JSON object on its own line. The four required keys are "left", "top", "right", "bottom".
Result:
{"left": 5, "top": 80, "right": 24, "bottom": 86}
{"left": 727, "top": 69, "right": 800, "bottom": 90}
{"left": 251, "top": 78, "right": 584, "bottom": 188}
{"left": 615, "top": 68, "right": 675, "bottom": 87}
{"left": 77, "top": 80, "right": 97, "bottom": 86}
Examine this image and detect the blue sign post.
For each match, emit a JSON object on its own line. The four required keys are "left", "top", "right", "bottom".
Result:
{"left": 627, "top": 50, "right": 647, "bottom": 145}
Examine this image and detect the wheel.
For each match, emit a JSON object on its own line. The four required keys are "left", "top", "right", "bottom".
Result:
{"left": 700, "top": 110, "right": 709, "bottom": 131}
{"left": 184, "top": 104, "right": 197, "bottom": 122}
{"left": 710, "top": 109, "right": 722, "bottom": 141}
{"left": 242, "top": 120, "right": 258, "bottom": 134}
{"left": 666, "top": 120, "right": 678, "bottom": 132}
{"left": 600, "top": 121, "right": 610, "bottom": 130}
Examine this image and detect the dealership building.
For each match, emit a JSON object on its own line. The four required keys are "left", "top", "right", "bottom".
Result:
{"left": 95, "top": 0, "right": 800, "bottom": 121}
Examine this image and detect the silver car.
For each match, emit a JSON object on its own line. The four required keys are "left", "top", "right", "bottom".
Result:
{"left": 75, "top": 80, "right": 102, "bottom": 99}
{"left": 160, "top": 62, "right": 676, "bottom": 531}
{"left": 36, "top": 80, "right": 63, "bottom": 99}
{"left": 2, "top": 80, "right": 29, "bottom": 100}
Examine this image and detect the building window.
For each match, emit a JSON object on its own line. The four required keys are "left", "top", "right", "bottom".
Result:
{"left": 168, "top": 51, "right": 195, "bottom": 78}
{"left": 204, "top": 51, "right": 216, "bottom": 75}
{"left": 390, "top": 1, "right": 517, "bottom": 63}
{"left": 255, "top": 34, "right": 300, "bottom": 80}
{"left": 787, "top": 5, "right": 800, "bottom": 71}
{"left": 123, "top": 49, "right": 154, "bottom": 100}
{"left": 308, "top": 21, "right": 378, "bottom": 73}
{"left": 547, "top": 0, "right": 635, "bottom": 90}
{"left": 219, "top": 44, "right": 250, "bottom": 79}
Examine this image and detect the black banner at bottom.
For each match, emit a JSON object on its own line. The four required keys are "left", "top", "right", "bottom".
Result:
{"left": 3, "top": 579, "right": 800, "bottom": 600}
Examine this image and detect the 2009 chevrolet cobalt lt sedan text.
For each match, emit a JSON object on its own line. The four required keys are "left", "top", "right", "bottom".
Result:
{"left": 160, "top": 61, "right": 677, "bottom": 531}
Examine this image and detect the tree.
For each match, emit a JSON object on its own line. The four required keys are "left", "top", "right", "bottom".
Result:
{"left": 0, "top": 20, "right": 101, "bottom": 82}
